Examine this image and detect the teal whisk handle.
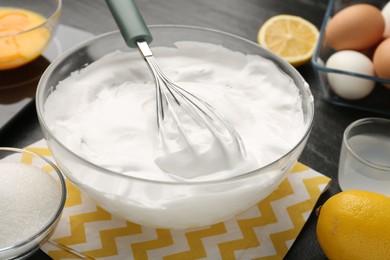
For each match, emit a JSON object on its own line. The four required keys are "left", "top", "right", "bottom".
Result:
{"left": 105, "top": 0, "right": 153, "bottom": 48}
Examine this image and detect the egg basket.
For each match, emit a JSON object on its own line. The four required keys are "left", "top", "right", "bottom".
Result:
{"left": 311, "top": 0, "right": 390, "bottom": 116}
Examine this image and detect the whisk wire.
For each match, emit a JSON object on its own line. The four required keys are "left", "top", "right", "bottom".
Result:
{"left": 106, "top": 0, "right": 247, "bottom": 177}
{"left": 137, "top": 40, "right": 246, "bottom": 160}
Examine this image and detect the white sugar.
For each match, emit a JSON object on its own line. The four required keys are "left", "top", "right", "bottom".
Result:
{"left": 0, "top": 162, "right": 61, "bottom": 248}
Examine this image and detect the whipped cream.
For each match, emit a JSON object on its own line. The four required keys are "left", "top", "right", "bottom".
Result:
{"left": 44, "top": 42, "right": 305, "bottom": 182}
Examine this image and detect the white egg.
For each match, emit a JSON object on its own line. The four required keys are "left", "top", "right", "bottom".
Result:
{"left": 325, "top": 50, "right": 375, "bottom": 100}
{"left": 382, "top": 1, "right": 390, "bottom": 37}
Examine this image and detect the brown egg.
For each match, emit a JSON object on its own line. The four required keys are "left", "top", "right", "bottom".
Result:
{"left": 326, "top": 4, "right": 385, "bottom": 51}
{"left": 373, "top": 37, "right": 390, "bottom": 88}
{"left": 359, "top": 43, "right": 380, "bottom": 60}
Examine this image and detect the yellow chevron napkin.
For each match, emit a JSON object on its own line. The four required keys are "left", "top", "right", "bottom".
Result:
{"left": 22, "top": 139, "right": 330, "bottom": 260}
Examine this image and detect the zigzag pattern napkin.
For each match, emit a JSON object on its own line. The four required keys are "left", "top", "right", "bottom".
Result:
{"left": 22, "top": 140, "right": 330, "bottom": 259}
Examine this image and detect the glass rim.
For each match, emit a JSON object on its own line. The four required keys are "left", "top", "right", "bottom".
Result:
{"left": 343, "top": 117, "right": 390, "bottom": 170}
{"left": 0, "top": 0, "right": 62, "bottom": 39}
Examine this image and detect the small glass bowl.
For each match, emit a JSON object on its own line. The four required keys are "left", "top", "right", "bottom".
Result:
{"left": 338, "top": 118, "right": 390, "bottom": 196}
{"left": 0, "top": 147, "right": 66, "bottom": 260}
{"left": 0, "top": 0, "right": 62, "bottom": 70}
{"left": 311, "top": 0, "right": 390, "bottom": 116}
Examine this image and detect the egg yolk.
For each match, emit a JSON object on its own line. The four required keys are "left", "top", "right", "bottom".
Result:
{"left": 0, "top": 8, "right": 50, "bottom": 70}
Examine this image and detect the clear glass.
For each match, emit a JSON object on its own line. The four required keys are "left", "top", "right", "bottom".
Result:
{"left": 0, "top": 0, "right": 62, "bottom": 70}
{"left": 311, "top": 0, "right": 390, "bottom": 116}
{"left": 339, "top": 118, "right": 390, "bottom": 196}
{"left": 0, "top": 147, "right": 66, "bottom": 260}
{"left": 36, "top": 25, "right": 314, "bottom": 229}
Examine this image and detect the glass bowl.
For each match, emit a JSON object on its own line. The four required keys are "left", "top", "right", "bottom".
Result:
{"left": 0, "top": 0, "right": 62, "bottom": 70}
{"left": 0, "top": 147, "right": 66, "bottom": 260}
{"left": 311, "top": 0, "right": 390, "bottom": 116}
{"left": 36, "top": 25, "right": 314, "bottom": 229}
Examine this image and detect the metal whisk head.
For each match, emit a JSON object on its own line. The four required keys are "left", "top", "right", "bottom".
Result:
{"left": 137, "top": 41, "right": 247, "bottom": 178}
{"left": 106, "top": 0, "right": 247, "bottom": 179}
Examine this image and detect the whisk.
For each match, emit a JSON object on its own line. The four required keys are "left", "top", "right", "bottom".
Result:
{"left": 106, "top": 0, "right": 247, "bottom": 178}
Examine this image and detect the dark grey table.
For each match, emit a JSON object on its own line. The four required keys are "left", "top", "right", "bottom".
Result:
{"left": 1, "top": 0, "right": 386, "bottom": 259}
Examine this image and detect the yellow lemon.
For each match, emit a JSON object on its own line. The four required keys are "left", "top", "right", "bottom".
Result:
{"left": 257, "top": 14, "right": 319, "bottom": 67}
{"left": 316, "top": 190, "right": 390, "bottom": 260}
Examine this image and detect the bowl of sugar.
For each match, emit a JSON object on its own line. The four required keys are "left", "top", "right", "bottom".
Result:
{"left": 36, "top": 25, "right": 314, "bottom": 229}
{"left": 0, "top": 147, "right": 66, "bottom": 259}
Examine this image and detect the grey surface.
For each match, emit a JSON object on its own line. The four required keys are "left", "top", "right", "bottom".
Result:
{"left": 1, "top": 0, "right": 387, "bottom": 259}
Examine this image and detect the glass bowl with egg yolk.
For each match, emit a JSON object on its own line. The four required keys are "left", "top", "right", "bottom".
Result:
{"left": 36, "top": 25, "right": 314, "bottom": 230}
{"left": 0, "top": 0, "right": 61, "bottom": 70}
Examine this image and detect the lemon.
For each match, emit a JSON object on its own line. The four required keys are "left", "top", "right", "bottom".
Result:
{"left": 316, "top": 190, "right": 390, "bottom": 260}
{"left": 257, "top": 14, "right": 319, "bottom": 67}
